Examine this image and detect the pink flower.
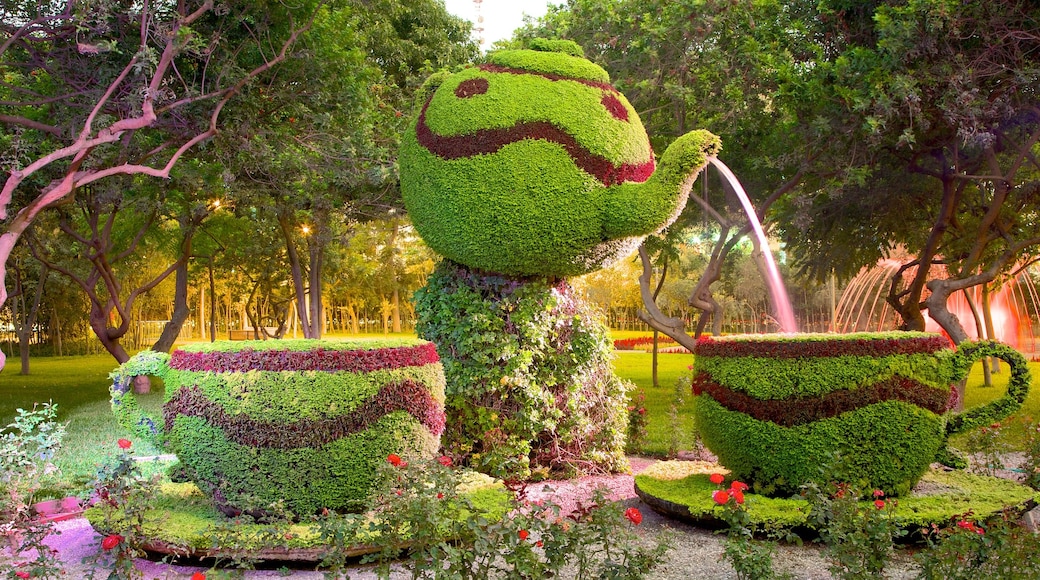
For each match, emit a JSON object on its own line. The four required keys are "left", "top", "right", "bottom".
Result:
{"left": 437, "top": 455, "right": 453, "bottom": 467}
{"left": 16, "top": 571, "right": 30, "bottom": 579}
{"left": 387, "top": 454, "right": 403, "bottom": 467}
{"left": 117, "top": 439, "right": 132, "bottom": 449}
{"left": 730, "top": 481, "right": 749, "bottom": 492}
{"left": 625, "top": 507, "right": 643, "bottom": 525}
{"left": 518, "top": 529, "right": 529, "bottom": 541}
{"left": 712, "top": 490, "right": 731, "bottom": 505}
{"left": 872, "top": 489, "right": 884, "bottom": 498}
{"left": 709, "top": 473, "right": 725, "bottom": 485}
{"left": 874, "top": 499, "right": 886, "bottom": 510}
{"left": 101, "top": 534, "right": 123, "bottom": 550}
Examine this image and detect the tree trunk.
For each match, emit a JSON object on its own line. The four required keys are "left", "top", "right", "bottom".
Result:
{"left": 280, "top": 213, "right": 315, "bottom": 338}
{"left": 153, "top": 259, "right": 190, "bottom": 352}
{"left": 981, "top": 284, "right": 1000, "bottom": 374}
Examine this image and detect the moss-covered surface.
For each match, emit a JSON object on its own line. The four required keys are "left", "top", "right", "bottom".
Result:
{"left": 634, "top": 461, "right": 1039, "bottom": 535}
{"left": 86, "top": 475, "right": 511, "bottom": 560}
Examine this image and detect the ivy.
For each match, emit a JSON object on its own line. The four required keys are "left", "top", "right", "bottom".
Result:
{"left": 414, "top": 260, "right": 628, "bottom": 479}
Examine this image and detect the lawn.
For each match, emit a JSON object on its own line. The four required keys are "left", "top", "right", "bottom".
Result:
{"left": 4, "top": 339, "right": 1040, "bottom": 496}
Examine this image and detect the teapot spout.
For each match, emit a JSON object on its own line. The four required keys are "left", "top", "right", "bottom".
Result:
{"left": 602, "top": 129, "right": 721, "bottom": 239}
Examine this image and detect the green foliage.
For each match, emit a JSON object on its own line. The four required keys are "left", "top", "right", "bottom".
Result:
{"left": 82, "top": 440, "right": 164, "bottom": 580}
{"left": 915, "top": 512, "right": 1040, "bottom": 579}
{"left": 414, "top": 261, "right": 628, "bottom": 479}
{"left": 109, "top": 340, "right": 446, "bottom": 516}
{"left": 320, "top": 457, "right": 670, "bottom": 580}
{"left": 634, "top": 462, "right": 1040, "bottom": 530}
{"left": 945, "top": 341, "right": 1031, "bottom": 436}
{"left": 802, "top": 474, "right": 906, "bottom": 580}
{"left": 695, "top": 351, "right": 955, "bottom": 399}
{"left": 0, "top": 404, "right": 67, "bottom": 579}
{"left": 172, "top": 412, "right": 438, "bottom": 516}
{"left": 400, "top": 43, "right": 720, "bottom": 277}
{"left": 696, "top": 396, "right": 944, "bottom": 497}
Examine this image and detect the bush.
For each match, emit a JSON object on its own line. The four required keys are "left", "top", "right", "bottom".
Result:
{"left": 110, "top": 339, "right": 446, "bottom": 516}
{"left": 414, "top": 261, "right": 629, "bottom": 479}
{"left": 692, "top": 333, "right": 1030, "bottom": 497}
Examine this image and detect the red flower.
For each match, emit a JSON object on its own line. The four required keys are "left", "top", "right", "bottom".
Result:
{"left": 518, "top": 529, "right": 529, "bottom": 541}
{"left": 191, "top": 573, "right": 206, "bottom": 580}
{"left": 730, "top": 481, "right": 749, "bottom": 492}
{"left": 872, "top": 489, "right": 884, "bottom": 498}
{"left": 437, "top": 455, "right": 453, "bottom": 467}
{"left": 437, "top": 493, "right": 444, "bottom": 499}
{"left": 712, "top": 490, "right": 730, "bottom": 505}
{"left": 16, "top": 571, "right": 30, "bottom": 579}
{"left": 387, "top": 454, "right": 403, "bottom": 467}
{"left": 709, "top": 473, "right": 725, "bottom": 485}
{"left": 535, "top": 540, "right": 544, "bottom": 548}
{"left": 117, "top": 439, "right": 132, "bottom": 449}
{"left": 101, "top": 534, "right": 123, "bottom": 550}
{"left": 732, "top": 489, "right": 745, "bottom": 504}
{"left": 625, "top": 507, "right": 643, "bottom": 525}
{"left": 874, "top": 500, "right": 886, "bottom": 510}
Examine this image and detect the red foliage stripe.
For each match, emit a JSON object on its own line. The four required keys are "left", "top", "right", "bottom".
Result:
{"left": 162, "top": 379, "right": 445, "bottom": 449}
{"left": 414, "top": 95, "right": 655, "bottom": 187}
{"left": 693, "top": 335, "right": 953, "bottom": 359}
{"left": 690, "top": 372, "right": 955, "bottom": 427}
{"left": 168, "top": 342, "right": 439, "bottom": 373}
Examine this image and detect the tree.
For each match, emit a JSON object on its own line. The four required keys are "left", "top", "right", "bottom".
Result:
{"left": 0, "top": 0, "right": 324, "bottom": 369}
{"left": 216, "top": 0, "right": 476, "bottom": 339}
{"left": 518, "top": 0, "right": 814, "bottom": 345}
{"left": 772, "top": 0, "right": 1040, "bottom": 343}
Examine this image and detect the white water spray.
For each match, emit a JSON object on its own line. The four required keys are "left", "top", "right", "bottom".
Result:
{"left": 709, "top": 158, "right": 798, "bottom": 333}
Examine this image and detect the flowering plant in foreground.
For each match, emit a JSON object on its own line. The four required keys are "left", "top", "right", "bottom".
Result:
{"left": 913, "top": 509, "right": 1040, "bottom": 578}
{"left": 82, "top": 439, "right": 163, "bottom": 580}
{"left": 801, "top": 473, "right": 905, "bottom": 580}
{"left": 709, "top": 473, "right": 793, "bottom": 580}
{"left": 316, "top": 454, "right": 671, "bottom": 579}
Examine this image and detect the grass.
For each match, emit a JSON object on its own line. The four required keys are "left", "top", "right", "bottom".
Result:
{"left": 5, "top": 335, "right": 1040, "bottom": 497}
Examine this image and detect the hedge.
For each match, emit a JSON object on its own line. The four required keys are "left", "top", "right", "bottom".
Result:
{"left": 399, "top": 41, "right": 720, "bottom": 277}
{"left": 691, "top": 333, "right": 1030, "bottom": 497}
{"left": 110, "top": 340, "right": 446, "bottom": 516}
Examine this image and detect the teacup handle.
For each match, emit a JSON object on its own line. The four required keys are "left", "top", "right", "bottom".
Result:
{"left": 945, "top": 340, "right": 1031, "bottom": 436}
{"left": 109, "top": 350, "right": 171, "bottom": 448}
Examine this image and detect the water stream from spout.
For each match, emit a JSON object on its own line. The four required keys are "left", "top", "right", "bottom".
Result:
{"left": 708, "top": 157, "right": 799, "bottom": 333}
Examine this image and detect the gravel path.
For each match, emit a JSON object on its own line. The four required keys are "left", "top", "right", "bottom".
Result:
{"left": 35, "top": 455, "right": 935, "bottom": 579}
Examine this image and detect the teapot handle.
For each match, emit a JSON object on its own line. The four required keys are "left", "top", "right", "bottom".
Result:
{"left": 945, "top": 340, "right": 1031, "bottom": 436}
{"left": 109, "top": 350, "right": 171, "bottom": 448}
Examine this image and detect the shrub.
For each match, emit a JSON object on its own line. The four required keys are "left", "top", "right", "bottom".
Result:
{"left": 915, "top": 511, "right": 1040, "bottom": 579}
{"left": 320, "top": 455, "right": 672, "bottom": 579}
{"left": 110, "top": 339, "right": 446, "bottom": 516}
{"left": 692, "top": 333, "right": 1030, "bottom": 497}
{"left": 414, "top": 261, "right": 629, "bottom": 479}
{"left": 399, "top": 41, "right": 719, "bottom": 277}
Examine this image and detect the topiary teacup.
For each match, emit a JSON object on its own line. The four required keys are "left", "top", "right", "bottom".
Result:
{"left": 692, "top": 332, "right": 1030, "bottom": 497}
{"left": 110, "top": 339, "right": 446, "bottom": 516}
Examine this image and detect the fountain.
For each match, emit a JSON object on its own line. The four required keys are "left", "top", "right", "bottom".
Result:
{"left": 835, "top": 251, "right": 1040, "bottom": 354}
{"left": 708, "top": 158, "right": 798, "bottom": 333}
{"left": 634, "top": 159, "right": 1035, "bottom": 532}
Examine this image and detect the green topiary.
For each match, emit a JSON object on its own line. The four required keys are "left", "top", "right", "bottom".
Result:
{"left": 691, "top": 333, "right": 1030, "bottom": 497}
{"left": 110, "top": 340, "right": 446, "bottom": 516}
{"left": 413, "top": 261, "right": 628, "bottom": 479}
{"left": 399, "top": 43, "right": 720, "bottom": 277}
